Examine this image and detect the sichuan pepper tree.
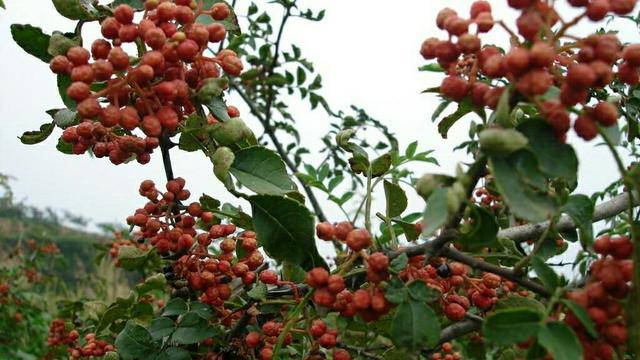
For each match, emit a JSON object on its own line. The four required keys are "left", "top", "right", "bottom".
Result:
{"left": 6, "top": 0, "right": 640, "bottom": 359}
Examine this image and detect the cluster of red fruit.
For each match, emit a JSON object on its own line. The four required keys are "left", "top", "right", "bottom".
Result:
{"left": 400, "top": 256, "right": 521, "bottom": 322}
{"left": 421, "top": 0, "right": 637, "bottom": 142}
{"left": 243, "top": 317, "right": 351, "bottom": 360}
{"left": 128, "top": 178, "right": 214, "bottom": 254}
{"left": 315, "top": 221, "right": 372, "bottom": 252}
{"left": 50, "top": 0, "right": 242, "bottom": 164}
{"left": 474, "top": 186, "right": 502, "bottom": 212}
{"left": 564, "top": 234, "right": 633, "bottom": 359}
{"left": 431, "top": 342, "right": 462, "bottom": 360}
{"left": 48, "top": 320, "right": 115, "bottom": 359}
{"left": 306, "top": 252, "right": 393, "bottom": 323}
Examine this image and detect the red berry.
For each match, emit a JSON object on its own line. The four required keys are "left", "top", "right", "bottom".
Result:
{"left": 259, "top": 270, "right": 278, "bottom": 285}
{"left": 211, "top": 3, "right": 231, "bottom": 20}
{"left": 49, "top": 55, "right": 72, "bottom": 74}
{"left": 305, "top": 267, "right": 329, "bottom": 288}
{"left": 444, "top": 303, "right": 466, "bottom": 321}
{"left": 508, "top": 0, "right": 534, "bottom": 9}
{"left": 440, "top": 76, "right": 469, "bottom": 101}
{"left": 345, "top": 229, "right": 372, "bottom": 252}
{"left": 567, "top": 63, "right": 597, "bottom": 89}
{"left": 67, "top": 82, "right": 91, "bottom": 102}
{"left": 470, "top": 1, "right": 491, "bottom": 18}
{"left": 316, "top": 222, "right": 335, "bottom": 241}
{"left": 587, "top": 0, "right": 611, "bottom": 21}
{"left": 352, "top": 289, "right": 371, "bottom": 310}
{"left": 420, "top": 37, "right": 440, "bottom": 60}
{"left": 574, "top": 114, "right": 598, "bottom": 141}
{"left": 67, "top": 46, "right": 90, "bottom": 66}
{"left": 108, "top": 47, "right": 130, "bottom": 71}
{"left": 333, "top": 349, "right": 351, "bottom": 360}
{"left": 327, "top": 274, "right": 346, "bottom": 294}
{"left": 516, "top": 11, "right": 543, "bottom": 40}
{"left": 114, "top": 4, "right": 135, "bottom": 24}
{"left": 592, "top": 102, "right": 618, "bottom": 126}
{"left": 319, "top": 333, "right": 337, "bottom": 348}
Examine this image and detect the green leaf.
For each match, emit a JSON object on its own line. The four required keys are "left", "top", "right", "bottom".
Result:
{"left": 495, "top": 295, "right": 545, "bottom": 314}
{"left": 531, "top": 256, "right": 559, "bottom": 292}
{"left": 421, "top": 188, "right": 449, "bottom": 237}
{"left": 115, "top": 322, "right": 156, "bottom": 360}
{"left": 52, "top": 0, "right": 97, "bottom": 20}
{"left": 229, "top": 146, "right": 297, "bottom": 195}
{"left": 519, "top": 121, "right": 578, "bottom": 187}
{"left": 393, "top": 219, "right": 420, "bottom": 241}
{"left": 407, "top": 281, "right": 440, "bottom": 302}
{"left": 493, "top": 86, "right": 512, "bottom": 127}
{"left": 248, "top": 282, "right": 267, "bottom": 301}
{"left": 171, "top": 312, "right": 218, "bottom": 344}
{"left": 203, "top": 95, "right": 230, "bottom": 122}
{"left": 154, "top": 347, "right": 191, "bottom": 360}
{"left": 117, "top": 246, "right": 153, "bottom": 270}
{"left": 111, "top": 0, "right": 145, "bottom": 10}
{"left": 562, "top": 195, "right": 594, "bottom": 247}
{"left": 385, "top": 280, "right": 408, "bottom": 304}
{"left": 371, "top": 153, "right": 392, "bottom": 177}
{"left": 148, "top": 317, "right": 175, "bottom": 341}
{"left": 58, "top": 75, "right": 75, "bottom": 109}
{"left": 389, "top": 253, "right": 408, "bottom": 274}
{"left": 190, "top": 301, "right": 213, "bottom": 320}
{"left": 537, "top": 322, "right": 583, "bottom": 360}
{"left": 48, "top": 32, "right": 80, "bottom": 57}
{"left": 459, "top": 206, "right": 498, "bottom": 250}
{"left": 199, "top": 194, "right": 221, "bottom": 211}
{"left": 296, "top": 66, "right": 306, "bottom": 85}
{"left": 384, "top": 181, "right": 407, "bottom": 218}
{"left": 438, "top": 98, "right": 477, "bottom": 138}
{"left": 390, "top": 301, "right": 440, "bottom": 351}
{"left": 483, "top": 307, "right": 544, "bottom": 346}
{"left": 249, "top": 195, "right": 327, "bottom": 270}
{"left": 10, "top": 24, "right": 52, "bottom": 62}
{"left": 418, "top": 63, "right": 444, "bottom": 72}
{"left": 560, "top": 299, "right": 598, "bottom": 338}
{"left": 135, "top": 273, "right": 166, "bottom": 295}
{"left": 0, "top": 0, "right": 5, "bottom": 9}
{"left": 162, "top": 298, "right": 188, "bottom": 317}
{"left": 490, "top": 154, "right": 559, "bottom": 223}
{"left": 19, "top": 123, "right": 55, "bottom": 145}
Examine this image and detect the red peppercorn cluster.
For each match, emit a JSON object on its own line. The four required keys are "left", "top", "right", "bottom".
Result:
{"left": 421, "top": 0, "right": 638, "bottom": 142}
{"left": 564, "top": 234, "right": 633, "bottom": 359}
{"left": 474, "top": 186, "right": 502, "bottom": 211}
{"left": 400, "top": 256, "right": 523, "bottom": 322}
{"left": 243, "top": 321, "right": 293, "bottom": 360}
{"left": 315, "top": 221, "right": 372, "bottom": 252}
{"left": 48, "top": 321, "right": 115, "bottom": 359}
{"left": 305, "top": 262, "right": 393, "bottom": 323}
{"left": 51, "top": 1, "right": 242, "bottom": 164}
{"left": 431, "top": 342, "right": 462, "bottom": 360}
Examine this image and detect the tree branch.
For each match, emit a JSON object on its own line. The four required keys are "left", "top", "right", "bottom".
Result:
{"left": 498, "top": 192, "right": 638, "bottom": 243}
{"left": 160, "top": 134, "right": 176, "bottom": 182}
{"left": 436, "top": 314, "right": 483, "bottom": 346}
{"left": 440, "top": 246, "right": 551, "bottom": 297}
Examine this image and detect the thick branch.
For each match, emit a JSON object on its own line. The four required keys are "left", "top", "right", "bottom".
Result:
{"left": 498, "top": 192, "right": 637, "bottom": 243}
{"left": 160, "top": 134, "right": 176, "bottom": 182}
{"left": 437, "top": 314, "right": 483, "bottom": 346}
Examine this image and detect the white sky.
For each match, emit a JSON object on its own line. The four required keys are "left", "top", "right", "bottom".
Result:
{"left": 0, "top": 0, "right": 637, "bottom": 268}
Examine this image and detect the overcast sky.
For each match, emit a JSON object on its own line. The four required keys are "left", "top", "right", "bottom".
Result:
{"left": 0, "top": 0, "right": 637, "bottom": 267}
